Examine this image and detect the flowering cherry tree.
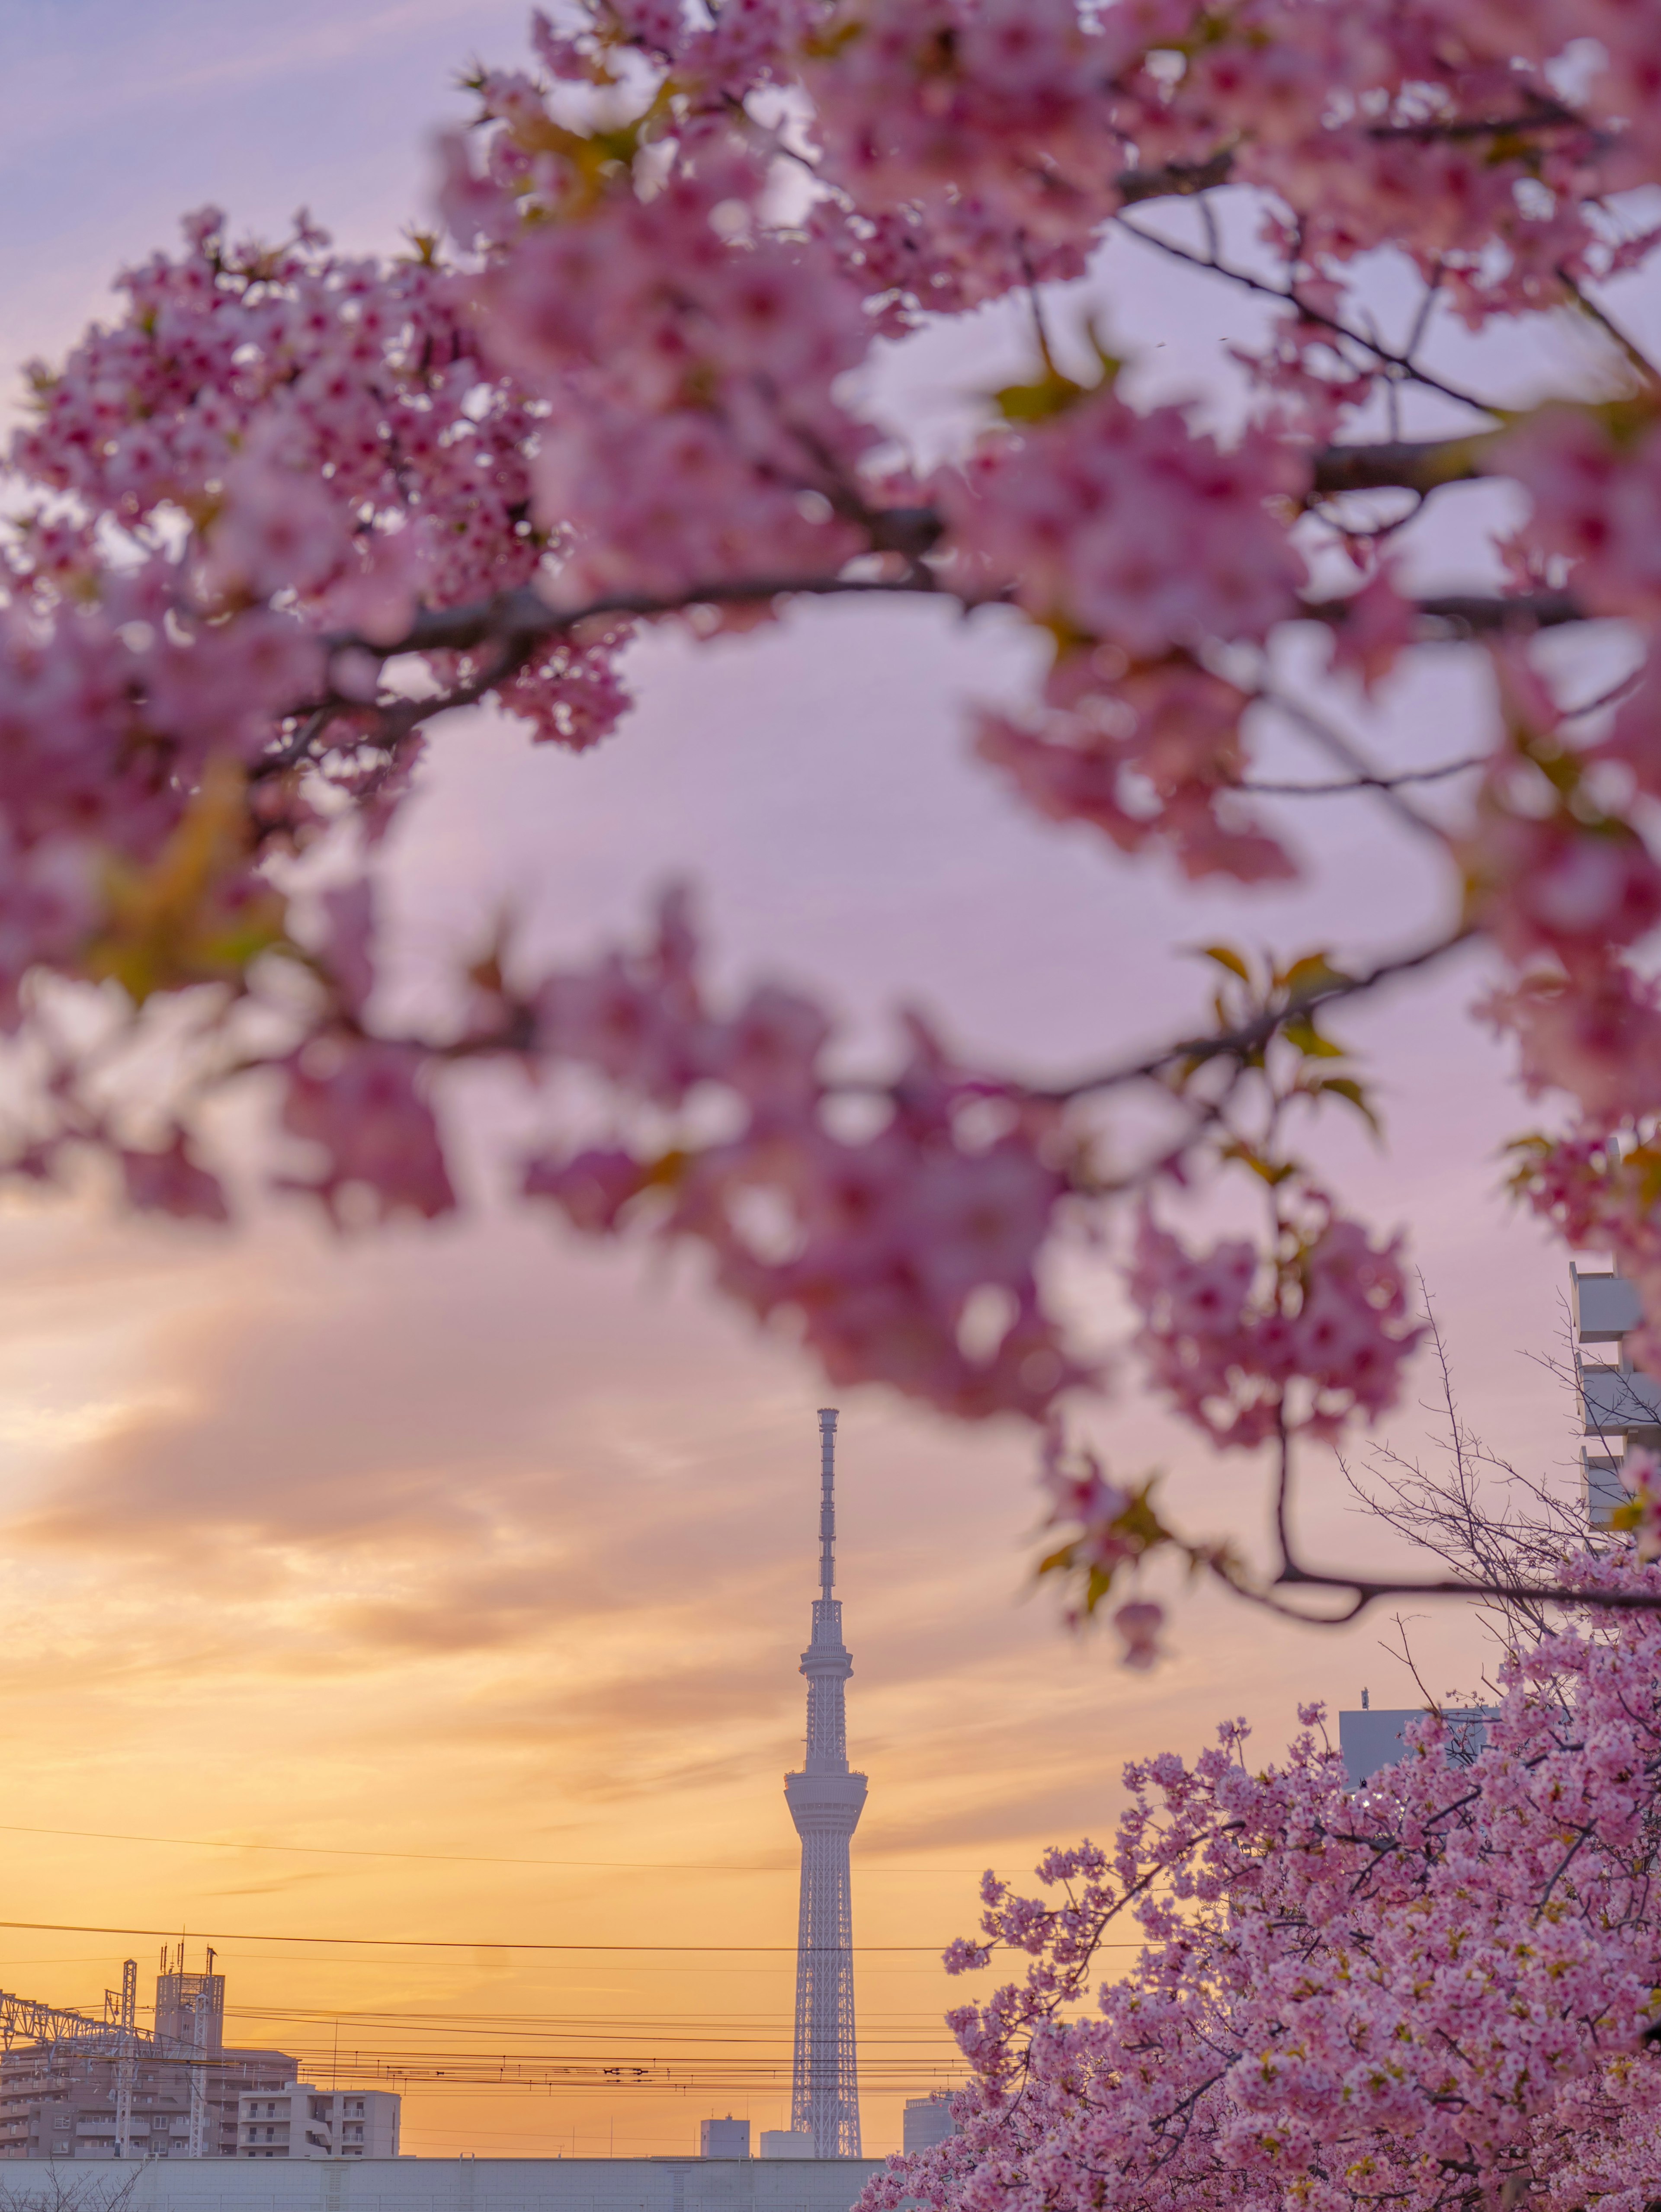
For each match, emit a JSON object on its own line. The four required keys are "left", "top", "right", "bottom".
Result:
{"left": 7, "top": 0, "right": 1661, "bottom": 1656}
{"left": 863, "top": 1566, "right": 1661, "bottom": 2212}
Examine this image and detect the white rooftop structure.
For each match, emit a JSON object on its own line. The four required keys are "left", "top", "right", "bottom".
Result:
{"left": 758, "top": 2136, "right": 814, "bottom": 2162}
{"left": 696, "top": 2121, "right": 748, "bottom": 2161}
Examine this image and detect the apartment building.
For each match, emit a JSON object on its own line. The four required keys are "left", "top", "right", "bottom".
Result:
{"left": 0, "top": 2044, "right": 298, "bottom": 2161}
{"left": 236, "top": 2087, "right": 400, "bottom": 2159}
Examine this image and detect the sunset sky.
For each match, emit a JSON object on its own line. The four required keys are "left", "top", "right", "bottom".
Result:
{"left": 0, "top": 0, "right": 1617, "bottom": 2163}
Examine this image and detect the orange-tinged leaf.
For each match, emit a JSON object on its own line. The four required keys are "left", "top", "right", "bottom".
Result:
{"left": 1201, "top": 943, "right": 1253, "bottom": 983}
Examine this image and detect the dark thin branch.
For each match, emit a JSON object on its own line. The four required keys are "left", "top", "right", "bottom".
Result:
{"left": 1255, "top": 688, "right": 1444, "bottom": 839}
{"left": 1110, "top": 214, "right": 1497, "bottom": 417}
{"left": 1367, "top": 96, "right": 1588, "bottom": 144}
{"left": 334, "top": 567, "right": 944, "bottom": 662}
{"left": 1556, "top": 264, "right": 1661, "bottom": 392}
{"left": 1221, "top": 1554, "right": 1661, "bottom": 1627}
{"left": 1309, "top": 435, "right": 1499, "bottom": 496}
{"left": 1114, "top": 153, "right": 1235, "bottom": 205}
{"left": 1300, "top": 590, "right": 1584, "bottom": 635}
{"left": 1035, "top": 929, "right": 1472, "bottom": 1101}
{"left": 1241, "top": 754, "right": 1485, "bottom": 796}
{"left": 323, "top": 573, "right": 1592, "bottom": 716}
{"left": 1110, "top": 100, "right": 1590, "bottom": 203}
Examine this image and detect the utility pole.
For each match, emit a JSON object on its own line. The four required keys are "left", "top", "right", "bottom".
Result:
{"left": 113, "top": 1960, "right": 137, "bottom": 2159}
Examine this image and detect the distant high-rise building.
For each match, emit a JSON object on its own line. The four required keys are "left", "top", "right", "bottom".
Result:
{"left": 1571, "top": 1263, "right": 1657, "bottom": 1521}
{"left": 902, "top": 2097, "right": 957, "bottom": 2154}
{"left": 785, "top": 1409, "right": 865, "bottom": 2159}
{"left": 699, "top": 2117, "right": 750, "bottom": 2159}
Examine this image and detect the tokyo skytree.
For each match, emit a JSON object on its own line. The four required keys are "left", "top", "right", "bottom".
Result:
{"left": 784, "top": 1408, "right": 866, "bottom": 2158}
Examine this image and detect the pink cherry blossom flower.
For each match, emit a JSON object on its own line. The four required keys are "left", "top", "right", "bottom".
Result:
{"left": 1111, "top": 1597, "right": 1164, "bottom": 1669}
{"left": 279, "top": 1037, "right": 456, "bottom": 1225}
{"left": 120, "top": 1130, "right": 230, "bottom": 1222}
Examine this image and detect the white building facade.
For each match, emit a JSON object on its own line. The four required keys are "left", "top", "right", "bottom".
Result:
{"left": 236, "top": 2090, "right": 400, "bottom": 2160}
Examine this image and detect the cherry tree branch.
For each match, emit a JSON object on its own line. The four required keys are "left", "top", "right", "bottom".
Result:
{"left": 1253, "top": 688, "right": 1447, "bottom": 839}
{"left": 1212, "top": 1414, "right": 1661, "bottom": 1625}
{"left": 1109, "top": 214, "right": 1499, "bottom": 417}
{"left": 317, "top": 571, "right": 1588, "bottom": 722}
{"left": 1112, "top": 99, "right": 1593, "bottom": 206}
{"left": 1240, "top": 755, "right": 1485, "bottom": 796}
{"left": 1308, "top": 435, "right": 1500, "bottom": 496}
{"left": 1033, "top": 929, "right": 1473, "bottom": 1100}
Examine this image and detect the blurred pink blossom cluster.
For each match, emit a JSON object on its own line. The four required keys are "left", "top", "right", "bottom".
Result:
{"left": 1129, "top": 1202, "right": 1422, "bottom": 1447}
{"left": 519, "top": 893, "right": 1087, "bottom": 1422}
{"left": 2, "top": 0, "right": 1661, "bottom": 1639}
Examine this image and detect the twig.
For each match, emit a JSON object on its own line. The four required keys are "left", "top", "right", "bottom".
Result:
{"left": 1033, "top": 929, "right": 1473, "bottom": 1102}
{"left": 1111, "top": 214, "right": 1498, "bottom": 418}
{"left": 1110, "top": 100, "right": 1592, "bottom": 204}
{"left": 1254, "top": 688, "right": 1445, "bottom": 839}
{"left": 1555, "top": 264, "right": 1661, "bottom": 393}
{"left": 1240, "top": 754, "right": 1485, "bottom": 796}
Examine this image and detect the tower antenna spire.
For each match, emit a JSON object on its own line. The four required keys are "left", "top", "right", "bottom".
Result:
{"left": 784, "top": 1409, "right": 864, "bottom": 2157}
{"left": 819, "top": 1405, "right": 837, "bottom": 1604}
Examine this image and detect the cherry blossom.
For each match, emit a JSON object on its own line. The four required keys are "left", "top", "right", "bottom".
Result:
{"left": 1129, "top": 1197, "right": 1421, "bottom": 1448}
{"left": 3, "top": 0, "right": 1661, "bottom": 1644}
{"left": 866, "top": 1585, "right": 1661, "bottom": 2212}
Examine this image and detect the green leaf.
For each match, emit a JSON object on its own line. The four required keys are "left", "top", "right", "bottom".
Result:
{"left": 1222, "top": 1139, "right": 1296, "bottom": 1185}
{"left": 1280, "top": 950, "right": 1350, "bottom": 998}
{"left": 1083, "top": 1565, "right": 1117, "bottom": 1613}
{"left": 994, "top": 368, "right": 1091, "bottom": 422}
{"left": 1283, "top": 1016, "right": 1344, "bottom": 1060}
{"left": 1315, "top": 1076, "right": 1382, "bottom": 1137}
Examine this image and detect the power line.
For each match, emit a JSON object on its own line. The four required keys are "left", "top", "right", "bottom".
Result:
{"left": 0, "top": 1918, "right": 960, "bottom": 1955}
{"left": 0, "top": 1823, "right": 987, "bottom": 1876}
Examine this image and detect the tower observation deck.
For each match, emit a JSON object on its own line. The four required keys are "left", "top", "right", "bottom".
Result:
{"left": 784, "top": 1409, "right": 865, "bottom": 2158}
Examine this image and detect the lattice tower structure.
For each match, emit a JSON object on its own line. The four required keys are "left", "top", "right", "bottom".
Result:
{"left": 114, "top": 1959, "right": 138, "bottom": 2159}
{"left": 784, "top": 1408, "right": 866, "bottom": 2158}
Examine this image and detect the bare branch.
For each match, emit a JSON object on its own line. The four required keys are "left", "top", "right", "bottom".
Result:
{"left": 1241, "top": 754, "right": 1485, "bottom": 796}
{"left": 1254, "top": 688, "right": 1446, "bottom": 839}
{"left": 1110, "top": 214, "right": 1498, "bottom": 417}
